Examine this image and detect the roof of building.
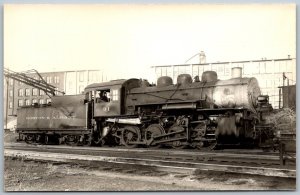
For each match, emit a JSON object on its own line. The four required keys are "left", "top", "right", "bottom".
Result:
{"left": 151, "top": 57, "right": 296, "bottom": 68}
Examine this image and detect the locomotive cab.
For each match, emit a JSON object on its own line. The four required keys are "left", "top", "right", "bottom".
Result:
{"left": 93, "top": 87, "right": 122, "bottom": 117}
{"left": 83, "top": 79, "right": 141, "bottom": 145}
{"left": 84, "top": 79, "right": 141, "bottom": 118}
{"left": 85, "top": 81, "right": 124, "bottom": 117}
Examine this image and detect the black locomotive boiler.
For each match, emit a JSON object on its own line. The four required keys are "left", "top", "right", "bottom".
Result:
{"left": 16, "top": 70, "right": 273, "bottom": 149}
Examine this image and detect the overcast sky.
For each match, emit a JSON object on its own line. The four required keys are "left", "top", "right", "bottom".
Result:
{"left": 4, "top": 4, "right": 296, "bottom": 82}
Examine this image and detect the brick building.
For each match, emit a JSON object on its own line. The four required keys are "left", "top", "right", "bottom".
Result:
{"left": 4, "top": 70, "right": 105, "bottom": 118}
{"left": 152, "top": 57, "right": 296, "bottom": 109}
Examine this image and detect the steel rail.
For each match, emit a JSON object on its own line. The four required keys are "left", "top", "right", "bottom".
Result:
{"left": 5, "top": 143, "right": 296, "bottom": 169}
{"left": 4, "top": 149, "right": 296, "bottom": 178}
{"left": 5, "top": 145, "right": 291, "bottom": 168}
{"left": 4, "top": 143, "right": 282, "bottom": 158}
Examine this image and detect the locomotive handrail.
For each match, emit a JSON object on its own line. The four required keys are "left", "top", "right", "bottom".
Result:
{"left": 164, "top": 99, "right": 203, "bottom": 104}
{"left": 129, "top": 81, "right": 250, "bottom": 94}
{"left": 137, "top": 92, "right": 183, "bottom": 101}
{"left": 196, "top": 107, "right": 246, "bottom": 111}
{"left": 131, "top": 99, "right": 204, "bottom": 106}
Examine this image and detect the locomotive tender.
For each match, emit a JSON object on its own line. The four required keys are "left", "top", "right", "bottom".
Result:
{"left": 16, "top": 68, "right": 273, "bottom": 149}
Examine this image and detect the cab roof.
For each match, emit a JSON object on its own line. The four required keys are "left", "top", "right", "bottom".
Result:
{"left": 84, "top": 78, "right": 140, "bottom": 92}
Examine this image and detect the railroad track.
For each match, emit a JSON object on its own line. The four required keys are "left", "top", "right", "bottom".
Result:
{"left": 4, "top": 143, "right": 295, "bottom": 167}
{"left": 4, "top": 143, "right": 296, "bottom": 178}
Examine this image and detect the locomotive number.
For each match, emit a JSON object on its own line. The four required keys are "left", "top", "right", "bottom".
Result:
{"left": 103, "top": 107, "right": 110, "bottom": 112}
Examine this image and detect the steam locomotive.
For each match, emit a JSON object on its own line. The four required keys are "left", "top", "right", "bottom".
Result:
{"left": 16, "top": 68, "right": 274, "bottom": 149}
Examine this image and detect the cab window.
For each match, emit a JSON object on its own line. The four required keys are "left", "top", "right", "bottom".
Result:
{"left": 95, "top": 89, "right": 110, "bottom": 103}
{"left": 111, "top": 89, "right": 119, "bottom": 101}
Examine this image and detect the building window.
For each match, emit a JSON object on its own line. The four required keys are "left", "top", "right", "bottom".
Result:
{"left": 25, "top": 88, "right": 30, "bottom": 96}
{"left": 79, "top": 85, "right": 84, "bottom": 94}
{"left": 259, "top": 62, "right": 266, "bottom": 74}
{"left": 251, "top": 62, "right": 260, "bottom": 74}
{"left": 79, "top": 72, "right": 84, "bottom": 82}
{"left": 18, "top": 99, "right": 24, "bottom": 107}
{"left": 90, "top": 71, "right": 97, "bottom": 82}
{"left": 46, "top": 98, "right": 51, "bottom": 104}
{"left": 111, "top": 89, "right": 119, "bottom": 101}
{"left": 266, "top": 61, "right": 273, "bottom": 73}
{"left": 25, "top": 99, "right": 30, "bottom": 106}
{"left": 39, "top": 90, "right": 45, "bottom": 96}
{"left": 9, "top": 101, "right": 13, "bottom": 109}
{"left": 9, "top": 78, "right": 14, "bottom": 86}
{"left": 9, "top": 89, "right": 13, "bottom": 97}
{"left": 18, "top": 89, "right": 24, "bottom": 97}
{"left": 192, "top": 65, "right": 199, "bottom": 78}
{"left": 211, "top": 65, "right": 218, "bottom": 72}
{"left": 32, "top": 88, "right": 38, "bottom": 96}
{"left": 46, "top": 76, "right": 52, "bottom": 83}
{"left": 266, "top": 80, "right": 273, "bottom": 88}
{"left": 32, "top": 99, "right": 38, "bottom": 104}
{"left": 217, "top": 65, "right": 225, "bottom": 76}
{"left": 54, "top": 76, "right": 60, "bottom": 83}
{"left": 225, "top": 67, "right": 230, "bottom": 76}
{"left": 54, "top": 88, "right": 59, "bottom": 95}
{"left": 39, "top": 99, "right": 44, "bottom": 104}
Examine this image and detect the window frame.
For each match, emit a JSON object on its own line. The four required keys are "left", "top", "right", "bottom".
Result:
{"left": 18, "top": 89, "right": 24, "bottom": 97}
{"left": 25, "top": 99, "right": 30, "bottom": 106}
{"left": 39, "top": 89, "right": 45, "bottom": 96}
{"left": 46, "top": 76, "right": 52, "bottom": 83}
{"left": 79, "top": 72, "right": 84, "bottom": 82}
{"left": 111, "top": 89, "right": 119, "bottom": 101}
{"left": 9, "top": 89, "right": 13, "bottom": 97}
{"left": 46, "top": 98, "right": 51, "bottom": 104}
{"left": 39, "top": 99, "right": 44, "bottom": 104}
{"left": 54, "top": 76, "right": 60, "bottom": 83}
{"left": 32, "top": 99, "right": 38, "bottom": 104}
{"left": 9, "top": 101, "right": 13, "bottom": 109}
{"left": 9, "top": 78, "right": 14, "bottom": 86}
{"left": 18, "top": 99, "right": 24, "bottom": 107}
{"left": 32, "top": 88, "right": 38, "bottom": 96}
{"left": 25, "top": 88, "right": 30, "bottom": 96}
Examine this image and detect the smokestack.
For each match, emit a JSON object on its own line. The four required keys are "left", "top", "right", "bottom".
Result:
{"left": 199, "top": 51, "right": 206, "bottom": 64}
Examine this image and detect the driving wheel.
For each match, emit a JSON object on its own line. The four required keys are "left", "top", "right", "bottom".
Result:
{"left": 145, "top": 124, "right": 165, "bottom": 148}
{"left": 120, "top": 126, "right": 141, "bottom": 148}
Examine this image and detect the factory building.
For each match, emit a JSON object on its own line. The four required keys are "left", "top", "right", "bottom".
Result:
{"left": 152, "top": 57, "right": 296, "bottom": 109}
{"left": 4, "top": 69, "right": 106, "bottom": 118}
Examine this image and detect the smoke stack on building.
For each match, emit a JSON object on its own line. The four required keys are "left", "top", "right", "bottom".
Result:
{"left": 199, "top": 51, "right": 206, "bottom": 64}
